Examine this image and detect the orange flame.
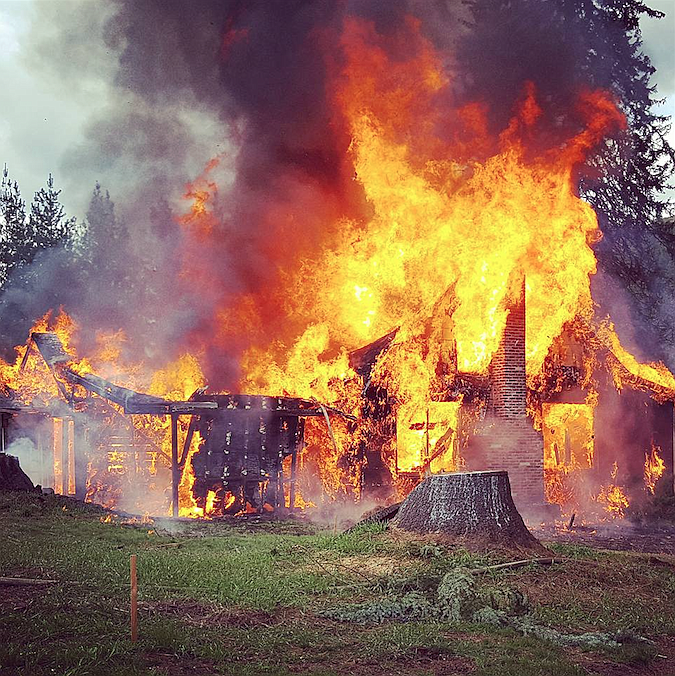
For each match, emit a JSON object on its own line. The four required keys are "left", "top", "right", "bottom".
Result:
{"left": 595, "top": 462, "right": 629, "bottom": 519}
{"left": 542, "top": 399, "right": 596, "bottom": 510}
{"left": 600, "top": 322, "right": 675, "bottom": 394}
{"left": 644, "top": 443, "right": 666, "bottom": 495}
{"left": 3, "top": 17, "right": 668, "bottom": 521}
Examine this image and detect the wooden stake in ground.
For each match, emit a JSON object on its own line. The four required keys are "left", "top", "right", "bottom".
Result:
{"left": 392, "top": 471, "right": 544, "bottom": 550}
{"left": 130, "top": 554, "right": 138, "bottom": 643}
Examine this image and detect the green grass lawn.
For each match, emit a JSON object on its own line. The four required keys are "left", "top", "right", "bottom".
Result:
{"left": 1, "top": 491, "right": 674, "bottom": 676}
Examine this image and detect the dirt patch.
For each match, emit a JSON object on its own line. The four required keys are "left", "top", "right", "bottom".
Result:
{"left": 508, "top": 557, "right": 664, "bottom": 621}
{"left": 295, "top": 551, "right": 416, "bottom": 583}
{"left": 534, "top": 523, "right": 675, "bottom": 555}
{"left": 144, "top": 651, "right": 220, "bottom": 675}
{"left": 572, "top": 635, "right": 675, "bottom": 675}
{"left": 142, "top": 599, "right": 295, "bottom": 628}
{"left": 339, "top": 555, "right": 403, "bottom": 577}
{"left": 393, "top": 648, "right": 476, "bottom": 674}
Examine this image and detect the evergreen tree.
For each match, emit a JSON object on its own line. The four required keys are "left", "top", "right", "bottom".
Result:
{"left": 83, "top": 182, "right": 129, "bottom": 287}
{"left": 27, "top": 174, "right": 76, "bottom": 252}
{"left": 0, "top": 166, "right": 27, "bottom": 286}
{"left": 571, "top": 0, "right": 675, "bottom": 358}
{"left": 0, "top": 171, "right": 79, "bottom": 350}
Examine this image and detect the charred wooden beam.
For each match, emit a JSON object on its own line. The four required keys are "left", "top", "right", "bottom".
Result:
{"left": 605, "top": 352, "right": 675, "bottom": 402}
{"left": 30, "top": 332, "right": 71, "bottom": 367}
{"left": 289, "top": 446, "right": 297, "bottom": 511}
{"left": 30, "top": 332, "right": 219, "bottom": 415}
{"left": 178, "top": 388, "right": 208, "bottom": 468}
{"left": 0, "top": 398, "right": 48, "bottom": 414}
{"left": 171, "top": 413, "right": 179, "bottom": 518}
{"left": 349, "top": 328, "right": 399, "bottom": 378}
{"left": 61, "top": 370, "right": 218, "bottom": 414}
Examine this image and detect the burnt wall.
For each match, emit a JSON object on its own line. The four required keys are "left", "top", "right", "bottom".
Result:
{"left": 594, "top": 385, "right": 674, "bottom": 492}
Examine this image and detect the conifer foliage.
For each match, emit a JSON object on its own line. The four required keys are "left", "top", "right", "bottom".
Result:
{"left": 0, "top": 168, "right": 76, "bottom": 288}
{"left": 28, "top": 174, "right": 76, "bottom": 252}
{"left": 0, "top": 167, "right": 27, "bottom": 286}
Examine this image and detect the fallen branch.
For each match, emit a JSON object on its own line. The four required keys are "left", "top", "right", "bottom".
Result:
{"left": 154, "top": 542, "right": 183, "bottom": 549}
{"left": 0, "top": 577, "right": 59, "bottom": 587}
{"left": 470, "top": 558, "right": 556, "bottom": 574}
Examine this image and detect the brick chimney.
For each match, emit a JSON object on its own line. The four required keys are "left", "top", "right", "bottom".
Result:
{"left": 468, "top": 277, "right": 545, "bottom": 513}
{"left": 489, "top": 278, "right": 527, "bottom": 418}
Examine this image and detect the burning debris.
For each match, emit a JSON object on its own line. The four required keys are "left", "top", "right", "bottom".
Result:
{"left": 0, "top": 291, "right": 672, "bottom": 526}
{"left": 645, "top": 444, "right": 666, "bottom": 496}
{"left": 2, "top": 330, "right": 354, "bottom": 518}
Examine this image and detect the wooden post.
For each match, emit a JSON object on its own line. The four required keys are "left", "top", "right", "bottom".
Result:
{"left": 1, "top": 413, "right": 7, "bottom": 453}
{"left": 74, "top": 424, "right": 88, "bottom": 500}
{"left": 53, "top": 418, "right": 64, "bottom": 494}
{"left": 289, "top": 448, "right": 297, "bottom": 510}
{"left": 275, "top": 452, "right": 283, "bottom": 509}
{"left": 130, "top": 554, "right": 138, "bottom": 642}
{"left": 425, "top": 407, "right": 431, "bottom": 477}
{"left": 171, "top": 414, "right": 179, "bottom": 518}
{"left": 37, "top": 430, "right": 46, "bottom": 489}
{"left": 67, "top": 419, "right": 76, "bottom": 496}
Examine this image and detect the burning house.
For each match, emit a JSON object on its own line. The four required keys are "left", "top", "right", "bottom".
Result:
{"left": 0, "top": 5, "right": 673, "bottom": 524}
{"left": 1, "top": 283, "right": 672, "bottom": 523}
{"left": 0, "top": 327, "right": 355, "bottom": 517}
{"left": 350, "top": 283, "right": 675, "bottom": 519}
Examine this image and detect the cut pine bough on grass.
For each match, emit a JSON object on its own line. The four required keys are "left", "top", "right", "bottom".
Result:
{"left": 317, "top": 563, "right": 651, "bottom": 653}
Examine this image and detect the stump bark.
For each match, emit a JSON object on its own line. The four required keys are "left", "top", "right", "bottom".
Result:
{"left": 392, "top": 471, "right": 542, "bottom": 549}
{"left": 0, "top": 453, "right": 35, "bottom": 492}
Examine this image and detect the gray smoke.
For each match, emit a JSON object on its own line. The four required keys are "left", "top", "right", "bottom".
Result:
{"left": 9, "top": 0, "right": 672, "bottom": 385}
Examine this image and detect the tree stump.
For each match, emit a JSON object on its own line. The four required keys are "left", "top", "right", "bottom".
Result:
{"left": 392, "top": 471, "right": 542, "bottom": 550}
{"left": 0, "top": 453, "right": 35, "bottom": 492}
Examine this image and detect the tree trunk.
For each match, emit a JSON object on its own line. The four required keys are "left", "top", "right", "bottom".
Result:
{"left": 392, "top": 471, "right": 542, "bottom": 549}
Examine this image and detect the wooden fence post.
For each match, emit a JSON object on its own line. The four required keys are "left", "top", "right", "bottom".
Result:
{"left": 130, "top": 554, "right": 138, "bottom": 642}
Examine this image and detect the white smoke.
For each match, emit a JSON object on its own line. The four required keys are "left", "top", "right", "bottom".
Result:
{"left": 5, "top": 436, "right": 40, "bottom": 486}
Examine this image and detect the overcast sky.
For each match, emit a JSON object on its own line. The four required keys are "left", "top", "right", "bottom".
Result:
{"left": 0, "top": 0, "right": 673, "bottom": 220}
